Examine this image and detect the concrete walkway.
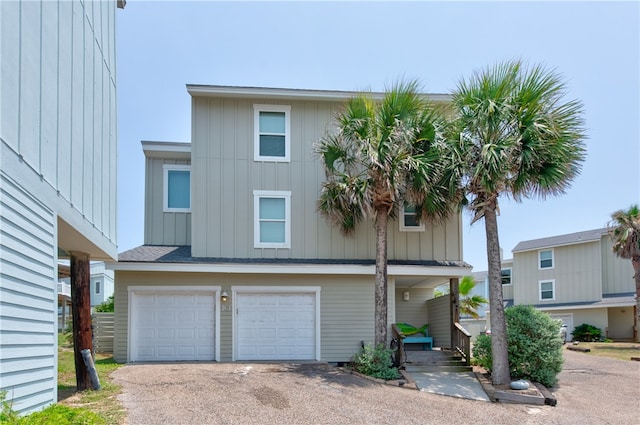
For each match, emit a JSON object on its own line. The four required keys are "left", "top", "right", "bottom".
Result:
{"left": 409, "top": 371, "right": 491, "bottom": 401}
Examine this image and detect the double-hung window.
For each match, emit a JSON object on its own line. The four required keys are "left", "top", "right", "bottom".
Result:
{"left": 254, "top": 105, "right": 291, "bottom": 162}
{"left": 163, "top": 164, "right": 191, "bottom": 212}
{"left": 399, "top": 204, "right": 424, "bottom": 231}
{"left": 539, "top": 280, "right": 555, "bottom": 300}
{"left": 539, "top": 249, "right": 554, "bottom": 269}
{"left": 254, "top": 190, "right": 291, "bottom": 248}
{"left": 501, "top": 268, "right": 512, "bottom": 285}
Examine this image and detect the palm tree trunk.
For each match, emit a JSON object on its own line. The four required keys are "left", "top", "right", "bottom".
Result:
{"left": 633, "top": 255, "right": 640, "bottom": 343}
{"left": 484, "top": 207, "right": 511, "bottom": 385}
{"left": 374, "top": 210, "right": 389, "bottom": 347}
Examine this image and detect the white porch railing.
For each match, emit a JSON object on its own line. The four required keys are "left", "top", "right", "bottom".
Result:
{"left": 58, "top": 281, "right": 71, "bottom": 297}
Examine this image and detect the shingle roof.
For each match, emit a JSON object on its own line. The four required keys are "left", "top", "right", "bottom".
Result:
{"left": 512, "top": 228, "right": 609, "bottom": 253}
{"left": 118, "top": 245, "right": 471, "bottom": 268}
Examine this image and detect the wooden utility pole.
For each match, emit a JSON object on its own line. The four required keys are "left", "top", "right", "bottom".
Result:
{"left": 70, "top": 251, "right": 92, "bottom": 391}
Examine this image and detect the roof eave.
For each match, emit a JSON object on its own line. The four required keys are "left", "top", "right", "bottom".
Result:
{"left": 186, "top": 84, "right": 452, "bottom": 104}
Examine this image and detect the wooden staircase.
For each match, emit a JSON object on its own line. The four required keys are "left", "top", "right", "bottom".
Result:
{"left": 402, "top": 348, "right": 473, "bottom": 373}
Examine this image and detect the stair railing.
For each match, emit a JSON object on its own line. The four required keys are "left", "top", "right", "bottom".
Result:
{"left": 453, "top": 322, "right": 472, "bottom": 366}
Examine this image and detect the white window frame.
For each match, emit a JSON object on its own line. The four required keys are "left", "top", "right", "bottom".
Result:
{"left": 163, "top": 164, "right": 191, "bottom": 212}
{"left": 501, "top": 267, "right": 512, "bottom": 286}
{"left": 539, "top": 249, "right": 554, "bottom": 270}
{"left": 254, "top": 190, "right": 291, "bottom": 248}
{"left": 539, "top": 279, "right": 556, "bottom": 301}
{"left": 399, "top": 204, "right": 425, "bottom": 232}
{"left": 95, "top": 280, "right": 101, "bottom": 294}
{"left": 253, "top": 104, "right": 291, "bottom": 162}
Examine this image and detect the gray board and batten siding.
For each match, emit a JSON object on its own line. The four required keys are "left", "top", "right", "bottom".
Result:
{"left": 144, "top": 90, "right": 462, "bottom": 263}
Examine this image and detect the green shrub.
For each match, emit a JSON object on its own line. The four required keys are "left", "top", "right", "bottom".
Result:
{"left": 94, "top": 296, "right": 114, "bottom": 313}
{"left": 472, "top": 334, "right": 493, "bottom": 371}
{"left": 472, "top": 305, "right": 564, "bottom": 387}
{"left": 1, "top": 391, "right": 18, "bottom": 423}
{"left": 571, "top": 323, "right": 603, "bottom": 342}
{"left": 351, "top": 343, "right": 401, "bottom": 380}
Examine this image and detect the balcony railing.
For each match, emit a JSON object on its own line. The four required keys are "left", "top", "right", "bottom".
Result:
{"left": 58, "top": 282, "right": 71, "bottom": 297}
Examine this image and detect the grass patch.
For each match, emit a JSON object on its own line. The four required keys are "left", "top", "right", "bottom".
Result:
{"left": 2, "top": 335, "right": 125, "bottom": 425}
{"left": 572, "top": 342, "right": 640, "bottom": 361}
{"left": 53, "top": 333, "right": 126, "bottom": 424}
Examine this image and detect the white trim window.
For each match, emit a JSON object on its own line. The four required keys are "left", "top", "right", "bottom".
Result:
{"left": 501, "top": 268, "right": 512, "bottom": 285}
{"left": 163, "top": 164, "right": 191, "bottom": 212}
{"left": 95, "top": 280, "right": 101, "bottom": 294}
{"left": 399, "top": 204, "right": 425, "bottom": 231}
{"left": 539, "top": 249, "right": 554, "bottom": 269}
{"left": 254, "top": 104, "right": 291, "bottom": 162}
{"left": 539, "top": 279, "right": 555, "bottom": 301}
{"left": 254, "top": 190, "right": 291, "bottom": 248}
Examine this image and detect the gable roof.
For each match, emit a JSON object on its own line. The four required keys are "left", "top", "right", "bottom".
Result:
{"left": 512, "top": 228, "right": 608, "bottom": 253}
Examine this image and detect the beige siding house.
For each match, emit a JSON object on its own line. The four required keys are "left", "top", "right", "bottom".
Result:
{"left": 111, "top": 85, "right": 471, "bottom": 364}
{"left": 511, "top": 228, "right": 635, "bottom": 341}
{"left": 0, "top": 0, "right": 123, "bottom": 414}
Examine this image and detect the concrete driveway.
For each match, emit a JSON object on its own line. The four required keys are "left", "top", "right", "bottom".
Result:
{"left": 111, "top": 349, "right": 640, "bottom": 425}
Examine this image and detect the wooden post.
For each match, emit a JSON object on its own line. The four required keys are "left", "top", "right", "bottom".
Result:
{"left": 70, "top": 251, "right": 92, "bottom": 391}
{"left": 450, "top": 277, "right": 459, "bottom": 350}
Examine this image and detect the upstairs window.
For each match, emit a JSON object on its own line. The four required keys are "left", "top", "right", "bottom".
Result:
{"left": 163, "top": 164, "right": 191, "bottom": 212}
{"left": 539, "top": 280, "right": 555, "bottom": 300}
{"left": 501, "top": 268, "right": 512, "bottom": 285}
{"left": 399, "top": 204, "right": 424, "bottom": 231}
{"left": 254, "top": 190, "right": 291, "bottom": 248}
{"left": 95, "top": 281, "right": 101, "bottom": 294}
{"left": 254, "top": 105, "right": 291, "bottom": 162}
{"left": 539, "top": 249, "right": 554, "bottom": 269}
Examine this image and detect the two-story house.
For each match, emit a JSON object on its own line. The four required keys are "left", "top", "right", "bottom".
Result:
{"left": 511, "top": 228, "right": 635, "bottom": 341}
{"left": 111, "top": 85, "right": 471, "bottom": 364}
{"left": 0, "top": 0, "right": 123, "bottom": 414}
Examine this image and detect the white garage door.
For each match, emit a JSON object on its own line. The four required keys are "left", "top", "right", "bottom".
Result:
{"left": 236, "top": 292, "right": 316, "bottom": 360}
{"left": 131, "top": 291, "right": 215, "bottom": 362}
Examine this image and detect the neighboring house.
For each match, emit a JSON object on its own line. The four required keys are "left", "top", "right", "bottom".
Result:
{"left": 110, "top": 85, "right": 471, "bottom": 364}
{"left": 89, "top": 262, "right": 115, "bottom": 308}
{"left": 511, "top": 228, "right": 635, "bottom": 341}
{"left": 56, "top": 262, "right": 115, "bottom": 332}
{"left": 472, "top": 228, "right": 635, "bottom": 341}
{"left": 0, "top": 0, "right": 123, "bottom": 414}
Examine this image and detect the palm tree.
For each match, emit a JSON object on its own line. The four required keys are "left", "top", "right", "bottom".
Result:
{"left": 315, "top": 81, "right": 460, "bottom": 346}
{"left": 450, "top": 60, "right": 586, "bottom": 385}
{"left": 459, "top": 276, "right": 488, "bottom": 319}
{"left": 608, "top": 205, "right": 640, "bottom": 342}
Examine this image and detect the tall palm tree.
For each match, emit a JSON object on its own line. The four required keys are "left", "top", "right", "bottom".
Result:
{"left": 459, "top": 276, "right": 488, "bottom": 319}
{"left": 315, "top": 81, "right": 460, "bottom": 346}
{"left": 451, "top": 60, "right": 586, "bottom": 385}
{"left": 608, "top": 205, "right": 640, "bottom": 342}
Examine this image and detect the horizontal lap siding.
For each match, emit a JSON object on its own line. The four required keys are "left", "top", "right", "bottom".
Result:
{"left": 0, "top": 174, "right": 57, "bottom": 414}
{"left": 115, "top": 271, "right": 376, "bottom": 363}
{"left": 394, "top": 288, "right": 432, "bottom": 328}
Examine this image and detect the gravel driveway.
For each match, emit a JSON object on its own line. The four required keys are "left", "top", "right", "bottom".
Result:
{"left": 111, "top": 349, "right": 640, "bottom": 425}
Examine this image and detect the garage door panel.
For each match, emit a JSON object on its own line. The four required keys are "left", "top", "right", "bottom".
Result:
{"left": 237, "top": 292, "right": 316, "bottom": 361}
{"left": 132, "top": 291, "right": 216, "bottom": 362}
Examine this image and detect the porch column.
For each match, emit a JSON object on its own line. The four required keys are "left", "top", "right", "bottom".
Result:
{"left": 449, "top": 277, "right": 459, "bottom": 350}
{"left": 70, "top": 251, "right": 92, "bottom": 391}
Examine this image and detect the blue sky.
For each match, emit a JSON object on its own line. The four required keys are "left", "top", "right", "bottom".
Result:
{"left": 116, "top": 1, "right": 639, "bottom": 272}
